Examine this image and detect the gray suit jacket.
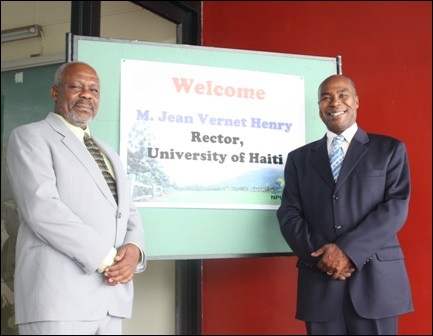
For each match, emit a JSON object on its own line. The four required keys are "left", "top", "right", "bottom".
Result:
{"left": 277, "top": 128, "right": 413, "bottom": 322}
{"left": 7, "top": 113, "right": 146, "bottom": 324}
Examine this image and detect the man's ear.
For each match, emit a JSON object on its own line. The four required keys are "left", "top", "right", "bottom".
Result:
{"left": 50, "top": 86, "right": 58, "bottom": 102}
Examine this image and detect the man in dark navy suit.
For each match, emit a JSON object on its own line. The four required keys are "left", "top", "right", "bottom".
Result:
{"left": 277, "top": 75, "right": 413, "bottom": 335}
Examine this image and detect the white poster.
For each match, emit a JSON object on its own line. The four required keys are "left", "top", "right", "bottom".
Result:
{"left": 120, "top": 59, "right": 304, "bottom": 209}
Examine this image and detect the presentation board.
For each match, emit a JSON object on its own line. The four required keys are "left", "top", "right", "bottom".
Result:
{"left": 68, "top": 34, "right": 337, "bottom": 259}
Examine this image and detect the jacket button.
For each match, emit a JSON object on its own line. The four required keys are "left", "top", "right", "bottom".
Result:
{"left": 118, "top": 212, "right": 122, "bottom": 219}
{"left": 333, "top": 194, "right": 340, "bottom": 200}
{"left": 334, "top": 225, "right": 342, "bottom": 230}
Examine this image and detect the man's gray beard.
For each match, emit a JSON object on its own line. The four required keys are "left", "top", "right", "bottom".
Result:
{"left": 68, "top": 110, "right": 94, "bottom": 128}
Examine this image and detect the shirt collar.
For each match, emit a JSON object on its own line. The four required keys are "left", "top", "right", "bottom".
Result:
{"left": 53, "top": 113, "right": 90, "bottom": 143}
{"left": 326, "top": 122, "right": 358, "bottom": 145}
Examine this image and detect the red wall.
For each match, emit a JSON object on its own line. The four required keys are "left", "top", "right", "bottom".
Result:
{"left": 201, "top": 1, "right": 432, "bottom": 335}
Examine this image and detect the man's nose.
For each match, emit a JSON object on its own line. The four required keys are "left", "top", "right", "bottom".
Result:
{"left": 329, "top": 95, "right": 341, "bottom": 105}
{"left": 79, "top": 88, "right": 93, "bottom": 99}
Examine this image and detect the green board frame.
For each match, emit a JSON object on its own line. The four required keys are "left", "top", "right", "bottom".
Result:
{"left": 68, "top": 34, "right": 337, "bottom": 260}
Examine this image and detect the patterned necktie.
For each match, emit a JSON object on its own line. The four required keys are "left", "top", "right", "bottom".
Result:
{"left": 83, "top": 133, "right": 118, "bottom": 202}
{"left": 329, "top": 134, "right": 345, "bottom": 182}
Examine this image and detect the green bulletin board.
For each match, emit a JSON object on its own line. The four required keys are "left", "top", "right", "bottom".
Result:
{"left": 69, "top": 34, "right": 337, "bottom": 260}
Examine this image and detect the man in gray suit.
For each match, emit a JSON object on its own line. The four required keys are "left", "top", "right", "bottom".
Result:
{"left": 277, "top": 75, "right": 413, "bottom": 335}
{"left": 7, "top": 62, "right": 146, "bottom": 335}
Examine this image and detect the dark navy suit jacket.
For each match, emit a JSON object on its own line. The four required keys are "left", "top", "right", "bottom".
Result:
{"left": 277, "top": 127, "right": 413, "bottom": 322}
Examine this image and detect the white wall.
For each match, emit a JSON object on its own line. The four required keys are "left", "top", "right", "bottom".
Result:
{"left": 123, "top": 260, "right": 175, "bottom": 335}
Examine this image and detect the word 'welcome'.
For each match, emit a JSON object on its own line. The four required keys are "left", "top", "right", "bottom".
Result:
{"left": 172, "top": 77, "right": 265, "bottom": 100}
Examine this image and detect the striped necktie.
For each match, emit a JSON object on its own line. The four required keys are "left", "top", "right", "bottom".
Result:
{"left": 83, "top": 133, "right": 118, "bottom": 202}
{"left": 329, "top": 135, "right": 345, "bottom": 182}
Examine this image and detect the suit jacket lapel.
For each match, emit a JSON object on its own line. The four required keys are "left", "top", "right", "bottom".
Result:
{"left": 46, "top": 113, "right": 118, "bottom": 208}
{"left": 310, "top": 135, "right": 335, "bottom": 189}
{"left": 309, "top": 129, "right": 370, "bottom": 191}
{"left": 335, "top": 128, "right": 370, "bottom": 190}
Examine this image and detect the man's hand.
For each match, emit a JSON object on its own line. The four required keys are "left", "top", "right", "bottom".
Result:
{"left": 104, "top": 243, "right": 141, "bottom": 286}
{"left": 311, "top": 243, "right": 355, "bottom": 280}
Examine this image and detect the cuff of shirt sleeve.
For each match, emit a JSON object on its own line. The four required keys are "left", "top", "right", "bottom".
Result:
{"left": 126, "top": 242, "right": 147, "bottom": 273}
{"left": 97, "top": 247, "right": 117, "bottom": 273}
{"left": 135, "top": 257, "right": 147, "bottom": 273}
